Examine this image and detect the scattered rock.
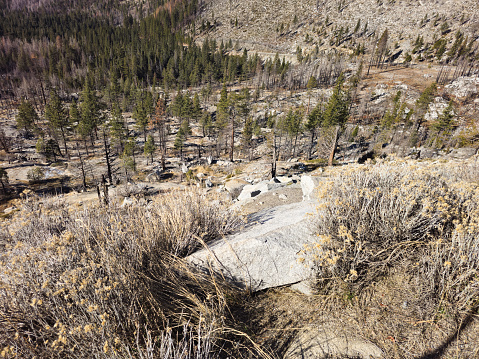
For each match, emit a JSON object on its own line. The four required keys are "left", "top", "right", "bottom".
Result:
{"left": 275, "top": 176, "right": 295, "bottom": 184}
{"left": 225, "top": 178, "right": 250, "bottom": 199}
{"left": 204, "top": 179, "right": 214, "bottom": 188}
{"left": 418, "top": 147, "right": 439, "bottom": 159}
{"left": 446, "top": 147, "right": 477, "bottom": 159}
{"left": 3, "top": 206, "right": 16, "bottom": 214}
{"left": 279, "top": 194, "right": 288, "bottom": 200}
{"left": 121, "top": 197, "right": 134, "bottom": 207}
{"left": 237, "top": 180, "right": 283, "bottom": 201}
{"left": 444, "top": 76, "right": 479, "bottom": 100}
{"left": 284, "top": 326, "right": 384, "bottom": 359}
{"left": 146, "top": 172, "right": 159, "bottom": 183}
{"left": 424, "top": 97, "right": 449, "bottom": 122}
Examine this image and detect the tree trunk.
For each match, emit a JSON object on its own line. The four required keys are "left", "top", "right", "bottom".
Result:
{"left": 328, "top": 126, "right": 340, "bottom": 166}
{"left": 308, "top": 131, "right": 315, "bottom": 160}
{"left": 161, "top": 149, "right": 166, "bottom": 171}
{"left": 229, "top": 119, "right": 234, "bottom": 162}
{"left": 76, "top": 142, "right": 87, "bottom": 190}
{"left": 60, "top": 126, "right": 69, "bottom": 158}
{"left": 102, "top": 174, "right": 109, "bottom": 205}
{"left": 271, "top": 132, "right": 277, "bottom": 178}
{"left": 293, "top": 134, "right": 298, "bottom": 158}
{"left": 102, "top": 130, "right": 113, "bottom": 184}
{"left": 0, "top": 179, "right": 6, "bottom": 194}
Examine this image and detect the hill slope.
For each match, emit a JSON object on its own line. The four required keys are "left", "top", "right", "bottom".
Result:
{"left": 196, "top": 0, "right": 479, "bottom": 61}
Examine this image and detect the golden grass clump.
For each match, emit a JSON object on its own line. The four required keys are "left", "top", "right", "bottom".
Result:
{"left": 0, "top": 190, "right": 246, "bottom": 358}
{"left": 305, "top": 156, "right": 479, "bottom": 313}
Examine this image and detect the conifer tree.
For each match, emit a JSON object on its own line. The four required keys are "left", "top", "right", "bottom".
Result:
{"left": 121, "top": 137, "right": 137, "bottom": 179}
{"left": 284, "top": 109, "right": 303, "bottom": 158}
{"left": 16, "top": 99, "right": 39, "bottom": 137}
{"left": 79, "top": 80, "right": 101, "bottom": 146}
{"left": 306, "top": 103, "right": 324, "bottom": 159}
{"left": 134, "top": 98, "right": 149, "bottom": 143}
{"left": 192, "top": 93, "right": 202, "bottom": 122}
{"left": 45, "top": 89, "right": 69, "bottom": 157}
{"left": 109, "top": 104, "right": 127, "bottom": 155}
{"left": 144, "top": 135, "right": 156, "bottom": 164}
{"left": 323, "top": 74, "right": 350, "bottom": 165}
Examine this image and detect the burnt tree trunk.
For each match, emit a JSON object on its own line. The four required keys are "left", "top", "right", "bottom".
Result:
{"left": 328, "top": 126, "right": 340, "bottom": 166}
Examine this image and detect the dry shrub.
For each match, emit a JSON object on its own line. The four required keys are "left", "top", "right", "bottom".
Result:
{"left": 114, "top": 183, "right": 149, "bottom": 198}
{"left": 306, "top": 156, "right": 479, "bottom": 312}
{"left": 0, "top": 190, "right": 251, "bottom": 358}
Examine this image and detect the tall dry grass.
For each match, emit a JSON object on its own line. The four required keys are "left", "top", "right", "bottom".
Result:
{"left": 304, "top": 156, "right": 479, "bottom": 312}
{"left": 0, "top": 190, "right": 253, "bottom": 358}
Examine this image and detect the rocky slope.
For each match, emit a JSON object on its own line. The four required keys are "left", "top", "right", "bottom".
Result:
{"left": 196, "top": 0, "right": 479, "bottom": 61}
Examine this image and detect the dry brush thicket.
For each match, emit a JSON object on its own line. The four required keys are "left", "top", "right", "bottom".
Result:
{"left": 294, "top": 157, "right": 479, "bottom": 357}
{"left": 0, "top": 190, "right": 256, "bottom": 358}
{"left": 304, "top": 156, "right": 479, "bottom": 314}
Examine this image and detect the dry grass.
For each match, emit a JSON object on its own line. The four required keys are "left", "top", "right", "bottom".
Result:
{"left": 0, "top": 190, "right": 261, "bottom": 358}
{"left": 4, "top": 156, "right": 479, "bottom": 358}
{"left": 297, "top": 156, "right": 479, "bottom": 357}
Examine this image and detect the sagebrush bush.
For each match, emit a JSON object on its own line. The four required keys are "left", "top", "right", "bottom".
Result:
{"left": 0, "top": 190, "right": 247, "bottom": 358}
{"left": 303, "top": 156, "right": 479, "bottom": 311}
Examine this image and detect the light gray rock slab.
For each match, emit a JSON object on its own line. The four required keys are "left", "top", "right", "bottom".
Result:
{"left": 285, "top": 326, "right": 384, "bottom": 359}
{"left": 446, "top": 147, "right": 477, "bottom": 159}
{"left": 237, "top": 180, "right": 283, "bottom": 201}
{"left": 225, "top": 178, "right": 250, "bottom": 199}
{"left": 275, "top": 176, "right": 295, "bottom": 184}
{"left": 187, "top": 200, "right": 319, "bottom": 292}
{"left": 301, "top": 175, "right": 321, "bottom": 201}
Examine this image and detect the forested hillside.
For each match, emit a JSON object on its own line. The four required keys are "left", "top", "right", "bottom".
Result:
{"left": 0, "top": 0, "right": 262, "bottom": 103}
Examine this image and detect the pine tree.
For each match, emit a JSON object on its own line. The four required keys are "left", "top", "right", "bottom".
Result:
{"left": 200, "top": 111, "right": 213, "bottom": 138}
{"left": 16, "top": 99, "right": 39, "bottom": 137}
{"left": 45, "top": 89, "right": 69, "bottom": 157}
{"left": 284, "top": 109, "right": 303, "bottom": 158}
{"left": 134, "top": 98, "right": 149, "bottom": 143}
{"left": 192, "top": 93, "right": 202, "bottom": 122}
{"left": 215, "top": 83, "right": 229, "bottom": 155}
{"left": 305, "top": 103, "right": 324, "bottom": 159}
{"left": 216, "top": 83, "right": 229, "bottom": 129}
{"left": 79, "top": 80, "right": 101, "bottom": 144}
{"left": 242, "top": 117, "right": 254, "bottom": 160}
{"left": 121, "top": 137, "right": 137, "bottom": 179}
{"left": 354, "top": 18, "right": 361, "bottom": 33}
{"left": 144, "top": 135, "right": 156, "bottom": 164}
{"left": 432, "top": 101, "right": 455, "bottom": 133}
{"left": 323, "top": 74, "right": 350, "bottom": 165}
{"left": 109, "top": 104, "right": 127, "bottom": 154}
{"left": 171, "top": 90, "right": 184, "bottom": 119}
{"left": 174, "top": 120, "right": 190, "bottom": 160}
